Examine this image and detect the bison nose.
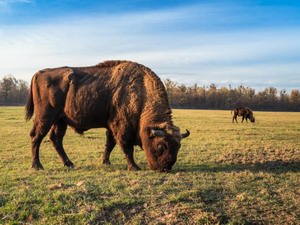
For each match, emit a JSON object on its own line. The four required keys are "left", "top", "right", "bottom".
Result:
{"left": 160, "top": 168, "right": 171, "bottom": 173}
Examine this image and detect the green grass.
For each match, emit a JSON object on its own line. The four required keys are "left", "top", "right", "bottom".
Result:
{"left": 0, "top": 107, "right": 299, "bottom": 224}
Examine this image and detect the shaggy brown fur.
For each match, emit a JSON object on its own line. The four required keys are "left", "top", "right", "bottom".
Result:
{"left": 25, "top": 60, "right": 190, "bottom": 172}
{"left": 232, "top": 107, "right": 255, "bottom": 123}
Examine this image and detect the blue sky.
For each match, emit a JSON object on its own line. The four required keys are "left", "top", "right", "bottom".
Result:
{"left": 0, "top": 0, "right": 300, "bottom": 91}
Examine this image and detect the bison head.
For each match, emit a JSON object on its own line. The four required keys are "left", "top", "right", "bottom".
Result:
{"left": 249, "top": 114, "right": 255, "bottom": 123}
{"left": 142, "top": 124, "right": 190, "bottom": 172}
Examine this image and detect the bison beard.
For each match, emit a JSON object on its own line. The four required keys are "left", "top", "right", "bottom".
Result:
{"left": 25, "top": 60, "right": 190, "bottom": 172}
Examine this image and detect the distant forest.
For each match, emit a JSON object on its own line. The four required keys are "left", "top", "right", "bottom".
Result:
{"left": 164, "top": 79, "right": 300, "bottom": 111}
{"left": 0, "top": 75, "right": 28, "bottom": 106}
{"left": 1, "top": 75, "right": 300, "bottom": 111}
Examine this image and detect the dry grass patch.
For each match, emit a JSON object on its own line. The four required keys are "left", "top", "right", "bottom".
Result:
{"left": 1, "top": 107, "right": 300, "bottom": 224}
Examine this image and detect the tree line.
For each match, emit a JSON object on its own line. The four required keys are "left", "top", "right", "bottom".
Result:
{"left": 1, "top": 75, "right": 300, "bottom": 111}
{"left": 165, "top": 79, "right": 300, "bottom": 111}
{"left": 0, "top": 75, "right": 29, "bottom": 105}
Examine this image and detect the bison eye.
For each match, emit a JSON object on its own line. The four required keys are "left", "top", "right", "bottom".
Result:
{"left": 156, "top": 143, "right": 167, "bottom": 157}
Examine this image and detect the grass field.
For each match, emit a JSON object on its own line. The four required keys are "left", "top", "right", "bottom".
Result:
{"left": 0, "top": 107, "right": 299, "bottom": 224}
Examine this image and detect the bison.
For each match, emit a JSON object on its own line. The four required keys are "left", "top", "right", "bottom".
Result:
{"left": 25, "top": 60, "right": 190, "bottom": 172}
{"left": 232, "top": 107, "right": 255, "bottom": 123}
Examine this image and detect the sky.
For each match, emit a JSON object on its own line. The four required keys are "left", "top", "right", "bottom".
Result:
{"left": 0, "top": 0, "right": 300, "bottom": 91}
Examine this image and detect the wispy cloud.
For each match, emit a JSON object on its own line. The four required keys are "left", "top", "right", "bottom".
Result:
{"left": 0, "top": 0, "right": 32, "bottom": 6}
{"left": 0, "top": 0, "right": 31, "bottom": 2}
{"left": 0, "top": 0, "right": 33, "bottom": 12}
{"left": 0, "top": 2, "right": 300, "bottom": 91}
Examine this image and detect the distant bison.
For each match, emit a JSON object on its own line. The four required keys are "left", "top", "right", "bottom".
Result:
{"left": 25, "top": 60, "right": 190, "bottom": 172}
{"left": 232, "top": 107, "right": 255, "bottom": 123}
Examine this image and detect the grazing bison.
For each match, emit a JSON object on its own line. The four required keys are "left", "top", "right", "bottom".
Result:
{"left": 25, "top": 60, "right": 190, "bottom": 172}
{"left": 232, "top": 107, "right": 255, "bottom": 123}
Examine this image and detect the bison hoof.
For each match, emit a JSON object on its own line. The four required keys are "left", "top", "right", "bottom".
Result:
{"left": 128, "top": 165, "right": 141, "bottom": 171}
{"left": 102, "top": 160, "right": 111, "bottom": 166}
{"left": 32, "top": 162, "right": 44, "bottom": 170}
{"left": 64, "top": 160, "right": 75, "bottom": 168}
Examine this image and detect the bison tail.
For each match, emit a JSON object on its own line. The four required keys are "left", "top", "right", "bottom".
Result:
{"left": 25, "top": 80, "right": 34, "bottom": 121}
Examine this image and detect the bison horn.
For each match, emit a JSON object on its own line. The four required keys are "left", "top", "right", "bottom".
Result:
{"left": 151, "top": 129, "right": 166, "bottom": 137}
{"left": 181, "top": 129, "right": 190, "bottom": 139}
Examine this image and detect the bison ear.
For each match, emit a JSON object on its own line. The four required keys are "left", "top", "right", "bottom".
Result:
{"left": 151, "top": 129, "right": 166, "bottom": 137}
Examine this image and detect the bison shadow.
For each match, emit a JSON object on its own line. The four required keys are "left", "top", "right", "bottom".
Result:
{"left": 176, "top": 160, "right": 300, "bottom": 174}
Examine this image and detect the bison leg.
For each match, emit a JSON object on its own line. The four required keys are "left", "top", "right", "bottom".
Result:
{"left": 241, "top": 116, "right": 245, "bottom": 123}
{"left": 49, "top": 120, "right": 74, "bottom": 168}
{"left": 101, "top": 130, "right": 116, "bottom": 165}
{"left": 121, "top": 145, "right": 141, "bottom": 171}
{"left": 109, "top": 123, "right": 140, "bottom": 171}
{"left": 232, "top": 115, "right": 238, "bottom": 123}
{"left": 30, "top": 122, "right": 52, "bottom": 170}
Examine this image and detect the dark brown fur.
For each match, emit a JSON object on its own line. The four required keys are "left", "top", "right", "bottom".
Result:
{"left": 25, "top": 60, "right": 190, "bottom": 172}
{"left": 232, "top": 107, "right": 255, "bottom": 123}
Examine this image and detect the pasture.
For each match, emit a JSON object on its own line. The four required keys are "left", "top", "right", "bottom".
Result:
{"left": 0, "top": 107, "right": 299, "bottom": 224}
